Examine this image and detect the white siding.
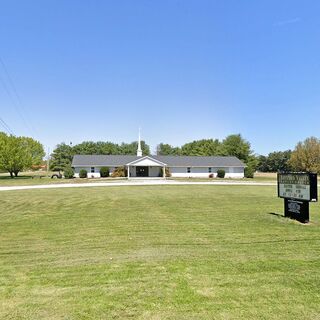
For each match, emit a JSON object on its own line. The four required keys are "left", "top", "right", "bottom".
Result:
{"left": 169, "top": 166, "right": 244, "bottom": 178}
{"left": 149, "top": 166, "right": 162, "bottom": 177}
{"left": 128, "top": 166, "right": 136, "bottom": 177}
{"left": 73, "top": 165, "right": 244, "bottom": 178}
{"left": 73, "top": 167, "right": 101, "bottom": 178}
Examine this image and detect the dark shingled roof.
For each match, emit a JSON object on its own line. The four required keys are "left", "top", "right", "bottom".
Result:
{"left": 72, "top": 155, "right": 245, "bottom": 167}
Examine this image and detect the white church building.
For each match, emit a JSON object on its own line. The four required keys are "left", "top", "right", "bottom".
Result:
{"left": 72, "top": 134, "right": 245, "bottom": 179}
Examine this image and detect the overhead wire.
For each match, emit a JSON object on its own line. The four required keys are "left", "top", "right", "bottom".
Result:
{"left": 0, "top": 116, "right": 14, "bottom": 135}
{"left": 0, "top": 56, "right": 37, "bottom": 137}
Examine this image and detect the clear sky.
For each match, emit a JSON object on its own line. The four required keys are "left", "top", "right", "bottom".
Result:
{"left": 1, "top": 0, "right": 320, "bottom": 155}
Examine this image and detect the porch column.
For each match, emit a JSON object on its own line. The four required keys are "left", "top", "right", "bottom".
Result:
{"left": 127, "top": 165, "right": 130, "bottom": 179}
{"left": 163, "top": 165, "right": 166, "bottom": 179}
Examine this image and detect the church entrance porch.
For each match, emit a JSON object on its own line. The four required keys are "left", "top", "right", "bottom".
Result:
{"left": 136, "top": 166, "right": 149, "bottom": 177}
{"left": 126, "top": 156, "right": 167, "bottom": 179}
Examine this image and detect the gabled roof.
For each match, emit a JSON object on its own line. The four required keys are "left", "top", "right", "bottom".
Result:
{"left": 72, "top": 155, "right": 137, "bottom": 167}
{"left": 154, "top": 155, "right": 245, "bottom": 167}
{"left": 126, "top": 156, "right": 167, "bottom": 166}
{"left": 72, "top": 154, "right": 245, "bottom": 167}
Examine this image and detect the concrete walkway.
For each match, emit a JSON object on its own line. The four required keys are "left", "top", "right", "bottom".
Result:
{"left": 0, "top": 180, "right": 276, "bottom": 192}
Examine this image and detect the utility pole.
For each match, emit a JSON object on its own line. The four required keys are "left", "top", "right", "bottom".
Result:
{"left": 47, "top": 147, "right": 50, "bottom": 177}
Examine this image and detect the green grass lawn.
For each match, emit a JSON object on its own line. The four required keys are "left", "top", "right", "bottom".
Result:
{"left": 0, "top": 174, "right": 127, "bottom": 186}
{"left": 0, "top": 185, "right": 319, "bottom": 319}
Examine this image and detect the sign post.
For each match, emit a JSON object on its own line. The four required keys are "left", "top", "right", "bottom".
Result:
{"left": 277, "top": 172, "right": 318, "bottom": 223}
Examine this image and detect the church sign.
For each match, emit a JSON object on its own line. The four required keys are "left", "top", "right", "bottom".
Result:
{"left": 277, "top": 173, "right": 318, "bottom": 223}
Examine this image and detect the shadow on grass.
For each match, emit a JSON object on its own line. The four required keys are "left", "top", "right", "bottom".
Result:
{"left": 267, "top": 212, "right": 312, "bottom": 225}
{"left": 0, "top": 175, "right": 33, "bottom": 180}
{"left": 268, "top": 212, "right": 285, "bottom": 219}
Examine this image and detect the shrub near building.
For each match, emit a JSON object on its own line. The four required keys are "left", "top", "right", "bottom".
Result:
{"left": 79, "top": 169, "right": 87, "bottom": 178}
{"left": 63, "top": 166, "right": 74, "bottom": 179}
{"left": 100, "top": 167, "right": 109, "bottom": 177}
{"left": 111, "top": 166, "right": 127, "bottom": 177}
{"left": 217, "top": 169, "right": 225, "bottom": 178}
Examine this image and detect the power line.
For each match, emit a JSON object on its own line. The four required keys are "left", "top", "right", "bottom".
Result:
{"left": 0, "top": 56, "right": 37, "bottom": 137}
{"left": 0, "top": 116, "right": 14, "bottom": 135}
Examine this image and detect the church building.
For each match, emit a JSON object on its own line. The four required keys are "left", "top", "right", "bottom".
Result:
{"left": 72, "top": 133, "right": 245, "bottom": 178}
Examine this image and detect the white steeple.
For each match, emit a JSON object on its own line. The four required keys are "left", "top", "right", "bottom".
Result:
{"left": 137, "top": 127, "right": 142, "bottom": 157}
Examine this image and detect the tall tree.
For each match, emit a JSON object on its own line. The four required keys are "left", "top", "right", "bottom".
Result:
{"left": 72, "top": 141, "right": 120, "bottom": 155}
{"left": 257, "top": 151, "right": 292, "bottom": 172}
{"left": 257, "top": 155, "right": 269, "bottom": 172}
{"left": 157, "top": 143, "right": 181, "bottom": 155}
{"left": 267, "top": 150, "right": 292, "bottom": 172}
{"left": 0, "top": 133, "right": 45, "bottom": 177}
{"left": 180, "top": 139, "right": 221, "bottom": 156}
{"left": 50, "top": 143, "right": 74, "bottom": 171}
{"left": 289, "top": 137, "right": 320, "bottom": 173}
{"left": 218, "top": 134, "right": 252, "bottom": 162}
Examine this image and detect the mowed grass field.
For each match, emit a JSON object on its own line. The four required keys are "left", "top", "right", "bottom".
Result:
{"left": 0, "top": 185, "right": 319, "bottom": 319}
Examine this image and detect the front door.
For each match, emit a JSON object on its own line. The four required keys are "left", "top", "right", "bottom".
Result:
{"left": 136, "top": 166, "right": 149, "bottom": 177}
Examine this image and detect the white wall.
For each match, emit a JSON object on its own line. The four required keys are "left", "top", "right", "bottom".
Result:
{"left": 149, "top": 166, "right": 162, "bottom": 177}
{"left": 73, "top": 167, "right": 101, "bottom": 178}
{"left": 169, "top": 167, "right": 244, "bottom": 178}
{"left": 73, "top": 165, "right": 244, "bottom": 178}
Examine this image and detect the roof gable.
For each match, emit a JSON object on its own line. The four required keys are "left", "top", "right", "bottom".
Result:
{"left": 126, "top": 156, "right": 167, "bottom": 166}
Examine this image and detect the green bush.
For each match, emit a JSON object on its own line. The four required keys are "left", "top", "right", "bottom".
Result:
{"left": 217, "top": 169, "right": 225, "bottom": 178}
{"left": 100, "top": 167, "right": 109, "bottom": 178}
{"left": 63, "top": 166, "right": 74, "bottom": 179}
{"left": 111, "top": 166, "right": 127, "bottom": 177}
{"left": 244, "top": 166, "right": 255, "bottom": 178}
{"left": 79, "top": 169, "right": 87, "bottom": 178}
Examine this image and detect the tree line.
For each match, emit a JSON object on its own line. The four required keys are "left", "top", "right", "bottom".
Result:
{"left": 49, "top": 140, "right": 150, "bottom": 171}
{"left": 1, "top": 131, "right": 320, "bottom": 177}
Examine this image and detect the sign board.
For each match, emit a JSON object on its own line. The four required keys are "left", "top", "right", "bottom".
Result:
{"left": 277, "top": 172, "right": 318, "bottom": 223}
{"left": 277, "top": 173, "right": 318, "bottom": 202}
{"left": 284, "top": 199, "right": 310, "bottom": 223}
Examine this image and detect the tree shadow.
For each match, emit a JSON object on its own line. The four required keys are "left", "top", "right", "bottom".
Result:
{"left": 0, "top": 175, "right": 32, "bottom": 180}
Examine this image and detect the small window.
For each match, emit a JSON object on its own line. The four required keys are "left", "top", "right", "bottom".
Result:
{"left": 187, "top": 167, "right": 191, "bottom": 173}
{"left": 208, "top": 167, "right": 212, "bottom": 173}
{"left": 91, "top": 167, "right": 95, "bottom": 173}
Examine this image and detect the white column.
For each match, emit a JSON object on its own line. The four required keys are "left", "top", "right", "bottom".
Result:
{"left": 163, "top": 166, "right": 166, "bottom": 179}
{"left": 127, "top": 165, "right": 130, "bottom": 179}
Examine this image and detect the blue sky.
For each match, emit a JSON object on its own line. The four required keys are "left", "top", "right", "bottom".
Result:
{"left": 1, "top": 0, "right": 320, "bottom": 155}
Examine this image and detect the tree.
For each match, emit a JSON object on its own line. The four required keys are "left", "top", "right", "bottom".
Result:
{"left": 267, "top": 150, "right": 292, "bottom": 172}
{"left": 119, "top": 141, "right": 150, "bottom": 155}
{"left": 257, "top": 155, "right": 269, "bottom": 172}
{"left": 157, "top": 143, "right": 181, "bottom": 155}
{"left": 50, "top": 143, "right": 74, "bottom": 171}
{"left": 180, "top": 139, "right": 221, "bottom": 156}
{"left": 289, "top": 137, "right": 320, "bottom": 173}
{"left": 218, "top": 134, "right": 252, "bottom": 162}
{"left": 257, "top": 151, "right": 292, "bottom": 172}
{"left": 72, "top": 141, "right": 121, "bottom": 155}
{"left": 0, "top": 133, "right": 45, "bottom": 177}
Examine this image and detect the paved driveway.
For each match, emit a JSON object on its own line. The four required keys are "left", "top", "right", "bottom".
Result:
{"left": 0, "top": 180, "right": 276, "bottom": 192}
